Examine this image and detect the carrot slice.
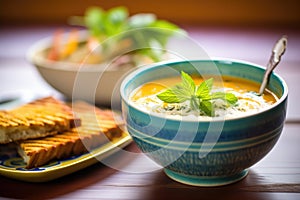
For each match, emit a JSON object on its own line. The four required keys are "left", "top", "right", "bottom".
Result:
{"left": 47, "top": 29, "right": 63, "bottom": 61}
{"left": 60, "top": 29, "right": 79, "bottom": 59}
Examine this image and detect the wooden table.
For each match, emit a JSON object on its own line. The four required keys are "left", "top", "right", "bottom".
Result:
{"left": 0, "top": 25, "right": 300, "bottom": 200}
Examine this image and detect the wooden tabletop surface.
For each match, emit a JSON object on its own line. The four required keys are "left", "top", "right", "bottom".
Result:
{"left": 0, "top": 25, "right": 300, "bottom": 200}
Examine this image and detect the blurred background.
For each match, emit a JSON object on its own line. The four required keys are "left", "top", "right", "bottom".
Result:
{"left": 1, "top": 0, "right": 300, "bottom": 28}
{"left": 1, "top": 0, "right": 300, "bottom": 118}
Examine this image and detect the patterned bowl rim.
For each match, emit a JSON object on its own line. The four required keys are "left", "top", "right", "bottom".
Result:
{"left": 120, "top": 57, "right": 288, "bottom": 122}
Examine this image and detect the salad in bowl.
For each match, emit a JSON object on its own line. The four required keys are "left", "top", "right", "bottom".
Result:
{"left": 28, "top": 6, "right": 185, "bottom": 106}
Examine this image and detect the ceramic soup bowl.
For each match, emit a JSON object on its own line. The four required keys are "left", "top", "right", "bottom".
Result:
{"left": 120, "top": 59, "right": 288, "bottom": 186}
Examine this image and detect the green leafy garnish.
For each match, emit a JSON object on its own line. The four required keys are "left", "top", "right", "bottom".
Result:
{"left": 69, "top": 6, "right": 185, "bottom": 62}
{"left": 156, "top": 71, "right": 238, "bottom": 116}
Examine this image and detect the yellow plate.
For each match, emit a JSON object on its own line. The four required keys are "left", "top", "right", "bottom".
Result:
{"left": 0, "top": 133, "right": 132, "bottom": 182}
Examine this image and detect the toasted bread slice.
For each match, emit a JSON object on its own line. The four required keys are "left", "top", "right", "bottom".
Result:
{"left": 17, "top": 101, "right": 124, "bottom": 169}
{"left": 0, "top": 97, "right": 80, "bottom": 144}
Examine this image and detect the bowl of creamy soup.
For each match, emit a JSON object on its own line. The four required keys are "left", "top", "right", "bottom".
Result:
{"left": 120, "top": 59, "right": 288, "bottom": 186}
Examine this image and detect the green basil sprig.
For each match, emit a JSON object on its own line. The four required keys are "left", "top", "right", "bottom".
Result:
{"left": 70, "top": 6, "right": 185, "bottom": 62}
{"left": 157, "top": 71, "right": 238, "bottom": 116}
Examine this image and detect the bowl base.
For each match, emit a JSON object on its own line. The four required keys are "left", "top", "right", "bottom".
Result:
{"left": 164, "top": 168, "right": 249, "bottom": 187}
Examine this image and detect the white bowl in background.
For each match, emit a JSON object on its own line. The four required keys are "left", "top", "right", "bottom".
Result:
{"left": 27, "top": 30, "right": 146, "bottom": 107}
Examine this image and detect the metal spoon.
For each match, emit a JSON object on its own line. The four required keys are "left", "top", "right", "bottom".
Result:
{"left": 258, "top": 35, "right": 287, "bottom": 95}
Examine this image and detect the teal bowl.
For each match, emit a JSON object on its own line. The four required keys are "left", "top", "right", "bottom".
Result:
{"left": 120, "top": 59, "right": 288, "bottom": 186}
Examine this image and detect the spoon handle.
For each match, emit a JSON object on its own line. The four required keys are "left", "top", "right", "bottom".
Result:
{"left": 258, "top": 36, "right": 287, "bottom": 95}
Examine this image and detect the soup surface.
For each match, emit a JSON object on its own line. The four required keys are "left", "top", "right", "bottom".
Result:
{"left": 130, "top": 75, "right": 278, "bottom": 120}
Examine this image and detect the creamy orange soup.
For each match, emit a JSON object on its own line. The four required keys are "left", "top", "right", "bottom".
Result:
{"left": 130, "top": 75, "right": 278, "bottom": 119}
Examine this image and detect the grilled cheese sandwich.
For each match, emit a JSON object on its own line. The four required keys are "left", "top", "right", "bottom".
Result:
{"left": 17, "top": 101, "right": 124, "bottom": 168}
{"left": 0, "top": 97, "right": 80, "bottom": 144}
